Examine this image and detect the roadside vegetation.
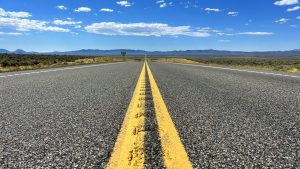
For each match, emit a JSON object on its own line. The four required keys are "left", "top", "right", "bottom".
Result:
{"left": 2, "top": 54, "right": 300, "bottom": 73}
{"left": 0, "top": 54, "right": 141, "bottom": 73}
{"left": 153, "top": 57, "right": 300, "bottom": 73}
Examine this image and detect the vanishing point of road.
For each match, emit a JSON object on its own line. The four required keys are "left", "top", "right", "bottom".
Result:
{"left": 0, "top": 61, "right": 299, "bottom": 168}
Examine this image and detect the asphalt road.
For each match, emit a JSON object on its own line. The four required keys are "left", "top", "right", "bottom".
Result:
{"left": 1, "top": 61, "right": 299, "bottom": 168}
{"left": 148, "top": 62, "right": 300, "bottom": 168}
{"left": 0, "top": 62, "right": 143, "bottom": 168}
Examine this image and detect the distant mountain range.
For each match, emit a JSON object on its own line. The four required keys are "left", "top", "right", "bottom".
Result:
{"left": 1, "top": 48, "right": 300, "bottom": 57}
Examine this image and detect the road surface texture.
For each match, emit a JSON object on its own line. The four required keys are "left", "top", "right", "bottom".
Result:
{"left": 1, "top": 61, "right": 300, "bottom": 168}
{"left": 148, "top": 62, "right": 300, "bottom": 168}
{"left": 0, "top": 62, "right": 143, "bottom": 168}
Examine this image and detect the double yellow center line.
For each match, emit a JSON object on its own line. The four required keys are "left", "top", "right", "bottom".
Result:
{"left": 106, "top": 62, "right": 192, "bottom": 169}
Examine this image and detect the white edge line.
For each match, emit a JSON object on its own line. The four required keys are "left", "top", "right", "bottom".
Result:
{"left": 170, "top": 62, "right": 300, "bottom": 79}
{"left": 0, "top": 62, "right": 124, "bottom": 78}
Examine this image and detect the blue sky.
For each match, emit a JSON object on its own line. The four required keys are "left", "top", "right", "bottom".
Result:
{"left": 0, "top": 0, "right": 300, "bottom": 52}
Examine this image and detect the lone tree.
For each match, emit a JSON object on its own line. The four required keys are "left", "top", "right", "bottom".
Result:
{"left": 121, "top": 51, "right": 127, "bottom": 56}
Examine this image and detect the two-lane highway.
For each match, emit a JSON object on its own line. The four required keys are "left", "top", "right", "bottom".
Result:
{"left": 1, "top": 61, "right": 299, "bottom": 168}
{"left": 148, "top": 62, "right": 300, "bottom": 168}
{"left": 0, "top": 62, "right": 143, "bottom": 168}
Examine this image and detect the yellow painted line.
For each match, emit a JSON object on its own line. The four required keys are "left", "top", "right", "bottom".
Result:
{"left": 146, "top": 62, "right": 193, "bottom": 169}
{"left": 106, "top": 63, "right": 146, "bottom": 169}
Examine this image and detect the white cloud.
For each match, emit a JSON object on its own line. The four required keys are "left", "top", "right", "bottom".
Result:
{"left": 228, "top": 11, "right": 239, "bottom": 16}
{"left": 275, "top": 18, "right": 289, "bottom": 24}
{"left": 297, "top": 16, "right": 300, "bottom": 19}
{"left": 53, "top": 19, "right": 82, "bottom": 29}
{"left": 156, "top": 0, "right": 167, "bottom": 8}
{"left": 217, "top": 31, "right": 273, "bottom": 36}
{"left": 217, "top": 32, "right": 234, "bottom": 36}
{"left": 85, "top": 22, "right": 211, "bottom": 37}
{"left": 156, "top": 0, "right": 165, "bottom": 3}
{"left": 201, "top": 27, "right": 212, "bottom": 30}
{"left": 218, "top": 39, "right": 231, "bottom": 43}
{"left": 289, "top": 24, "right": 298, "bottom": 27}
{"left": 0, "top": 17, "right": 70, "bottom": 32}
{"left": 287, "top": 6, "right": 300, "bottom": 11}
{"left": 239, "top": 32, "right": 273, "bottom": 35}
{"left": 205, "top": 8, "right": 221, "bottom": 12}
{"left": 199, "top": 27, "right": 220, "bottom": 33}
{"left": 0, "top": 8, "right": 4, "bottom": 16}
{"left": 100, "top": 8, "right": 114, "bottom": 12}
{"left": 0, "top": 8, "right": 31, "bottom": 18}
{"left": 6, "top": 11, "right": 31, "bottom": 18}
{"left": 0, "top": 32, "right": 23, "bottom": 36}
{"left": 56, "top": 5, "right": 68, "bottom": 10}
{"left": 0, "top": 8, "right": 70, "bottom": 33}
{"left": 74, "top": 7, "right": 91, "bottom": 12}
{"left": 160, "top": 3, "right": 167, "bottom": 8}
{"left": 53, "top": 19, "right": 82, "bottom": 25}
{"left": 182, "top": 1, "right": 193, "bottom": 8}
{"left": 74, "top": 25, "right": 82, "bottom": 29}
{"left": 116, "top": 1, "right": 132, "bottom": 7}
{"left": 274, "top": 0, "right": 298, "bottom": 6}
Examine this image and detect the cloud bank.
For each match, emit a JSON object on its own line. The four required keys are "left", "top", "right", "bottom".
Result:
{"left": 0, "top": 8, "right": 70, "bottom": 33}
{"left": 85, "top": 22, "right": 211, "bottom": 37}
{"left": 0, "top": 8, "right": 31, "bottom": 18}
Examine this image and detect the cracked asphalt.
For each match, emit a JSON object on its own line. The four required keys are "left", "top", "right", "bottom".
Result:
{"left": 0, "top": 62, "right": 143, "bottom": 168}
{"left": 148, "top": 62, "right": 300, "bottom": 168}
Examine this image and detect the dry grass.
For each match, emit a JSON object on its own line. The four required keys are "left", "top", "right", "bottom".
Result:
{"left": 0, "top": 56, "right": 137, "bottom": 73}
{"left": 153, "top": 57, "right": 300, "bottom": 73}
{"left": 0, "top": 62, "right": 72, "bottom": 72}
{"left": 74, "top": 57, "right": 128, "bottom": 64}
